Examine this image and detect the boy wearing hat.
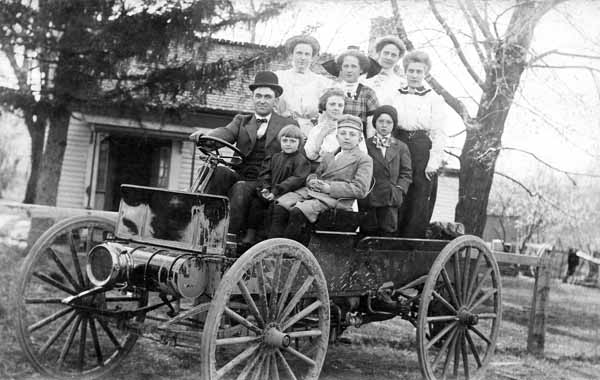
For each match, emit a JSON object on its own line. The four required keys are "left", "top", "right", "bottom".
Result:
{"left": 190, "top": 70, "right": 297, "bottom": 237}
{"left": 271, "top": 114, "right": 373, "bottom": 245}
{"left": 359, "top": 105, "right": 412, "bottom": 236}
{"left": 323, "top": 49, "right": 380, "bottom": 137}
{"left": 361, "top": 35, "right": 407, "bottom": 106}
{"left": 275, "top": 35, "right": 330, "bottom": 137}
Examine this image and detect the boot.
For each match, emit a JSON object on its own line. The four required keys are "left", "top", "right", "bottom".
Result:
{"left": 284, "top": 208, "right": 310, "bottom": 245}
{"left": 268, "top": 205, "right": 289, "bottom": 238}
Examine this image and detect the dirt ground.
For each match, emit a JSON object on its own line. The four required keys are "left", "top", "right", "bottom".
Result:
{"left": 2, "top": 242, "right": 600, "bottom": 380}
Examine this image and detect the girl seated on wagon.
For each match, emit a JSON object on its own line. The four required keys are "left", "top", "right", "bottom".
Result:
{"left": 269, "top": 114, "right": 373, "bottom": 245}
{"left": 304, "top": 88, "right": 367, "bottom": 164}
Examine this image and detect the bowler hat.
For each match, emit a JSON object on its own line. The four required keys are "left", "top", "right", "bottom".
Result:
{"left": 248, "top": 71, "right": 283, "bottom": 97}
{"left": 337, "top": 114, "right": 363, "bottom": 132}
{"left": 285, "top": 35, "right": 320, "bottom": 56}
{"left": 322, "top": 49, "right": 382, "bottom": 79}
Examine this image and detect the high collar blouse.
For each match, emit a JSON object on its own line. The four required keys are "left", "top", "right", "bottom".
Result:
{"left": 274, "top": 68, "right": 330, "bottom": 121}
{"left": 360, "top": 68, "right": 406, "bottom": 106}
{"left": 391, "top": 86, "right": 448, "bottom": 170}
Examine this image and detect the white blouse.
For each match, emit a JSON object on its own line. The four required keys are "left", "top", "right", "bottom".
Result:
{"left": 275, "top": 69, "right": 330, "bottom": 135}
{"left": 360, "top": 69, "right": 406, "bottom": 106}
{"left": 391, "top": 88, "right": 447, "bottom": 170}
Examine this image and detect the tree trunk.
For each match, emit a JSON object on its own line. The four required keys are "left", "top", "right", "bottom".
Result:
{"left": 456, "top": 121, "right": 500, "bottom": 236}
{"left": 34, "top": 107, "right": 70, "bottom": 206}
{"left": 456, "top": 73, "right": 514, "bottom": 235}
{"left": 24, "top": 112, "right": 46, "bottom": 204}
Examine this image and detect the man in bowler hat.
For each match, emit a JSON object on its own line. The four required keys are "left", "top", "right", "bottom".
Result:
{"left": 190, "top": 71, "right": 297, "bottom": 237}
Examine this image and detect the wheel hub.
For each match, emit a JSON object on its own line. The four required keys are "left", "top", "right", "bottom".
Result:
{"left": 457, "top": 307, "right": 479, "bottom": 326}
{"left": 263, "top": 327, "right": 291, "bottom": 348}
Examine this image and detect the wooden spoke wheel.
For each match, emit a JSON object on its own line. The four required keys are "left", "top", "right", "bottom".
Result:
{"left": 417, "top": 235, "right": 502, "bottom": 380}
{"left": 202, "top": 238, "right": 329, "bottom": 380}
{"left": 13, "top": 216, "right": 147, "bottom": 379}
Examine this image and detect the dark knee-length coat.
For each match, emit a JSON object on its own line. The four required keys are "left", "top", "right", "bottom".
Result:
{"left": 364, "top": 136, "right": 412, "bottom": 207}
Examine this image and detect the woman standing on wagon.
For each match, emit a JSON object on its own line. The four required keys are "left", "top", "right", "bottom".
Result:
{"left": 361, "top": 35, "right": 407, "bottom": 106}
{"left": 322, "top": 49, "right": 380, "bottom": 138}
{"left": 275, "top": 35, "right": 330, "bottom": 138}
{"left": 391, "top": 50, "right": 447, "bottom": 238}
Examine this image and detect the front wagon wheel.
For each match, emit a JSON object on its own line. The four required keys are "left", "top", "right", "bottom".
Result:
{"left": 202, "top": 238, "right": 330, "bottom": 380}
{"left": 417, "top": 235, "right": 502, "bottom": 380}
{"left": 12, "top": 216, "right": 147, "bottom": 379}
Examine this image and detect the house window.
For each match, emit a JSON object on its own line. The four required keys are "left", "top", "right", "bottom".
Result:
{"left": 155, "top": 145, "right": 171, "bottom": 188}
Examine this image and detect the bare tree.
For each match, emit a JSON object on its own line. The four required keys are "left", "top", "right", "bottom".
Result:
{"left": 0, "top": 1, "right": 286, "bottom": 206}
{"left": 388, "top": 0, "right": 592, "bottom": 235}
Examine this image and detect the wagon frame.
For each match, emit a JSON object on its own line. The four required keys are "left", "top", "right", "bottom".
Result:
{"left": 13, "top": 136, "right": 502, "bottom": 380}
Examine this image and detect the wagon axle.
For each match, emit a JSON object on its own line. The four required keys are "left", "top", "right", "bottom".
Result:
{"left": 457, "top": 307, "right": 479, "bottom": 326}
{"left": 263, "top": 326, "right": 291, "bottom": 348}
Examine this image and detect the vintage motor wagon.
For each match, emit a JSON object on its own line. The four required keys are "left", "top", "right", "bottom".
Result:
{"left": 14, "top": 136, "right": 502, "bottom": 380}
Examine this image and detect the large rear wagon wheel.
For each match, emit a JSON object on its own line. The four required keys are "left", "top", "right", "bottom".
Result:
{"left": 12, "top": 216, "right": 147, "bottom": 379}
{"left": 417, "top": 235, "right": 502, "bottom": 380}
{"left": 202, "top": 238, "right": 329, "bottom": 380}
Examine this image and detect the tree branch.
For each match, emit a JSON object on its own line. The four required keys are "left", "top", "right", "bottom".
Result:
{"left": 457, "top": 0, "right": 487, "bottom": 66}
{"left": 530, "top": 64, "right": 600, "bottom": 73}
{"left": 494, "top": 171, "right": 574, "bottom": 217}
{"left": 501, "top": 147, "right": 600, "bottom": 180}
{"left": 390, "top": 0, "right": 474, "bottom": 125}
{"left": 428, "top": 0, "right": 484, "bottom": 88}
{"left": 463, "top": 0, "right": 494, "bottom": 41}
{"left": 529, "top": 49, "right": 600, "bottom": 64}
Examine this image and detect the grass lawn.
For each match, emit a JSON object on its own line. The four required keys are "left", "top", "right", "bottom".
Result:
{"left": 1, "top": 242, "right": 600, "bottom": 379}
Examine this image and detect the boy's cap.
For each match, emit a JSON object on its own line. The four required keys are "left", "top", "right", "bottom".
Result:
{"left": 337, "top": 114, "right": 363, "bottom": 132}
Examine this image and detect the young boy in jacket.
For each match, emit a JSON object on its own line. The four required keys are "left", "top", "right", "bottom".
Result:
{"left": 271, "top": 114, "right": 373, "bottom": 245}
{"left": 241, "top": 125, "right": 311, "bottom": 245}
{"left": 359, "top": 105, "right": 412, "bottom": 235}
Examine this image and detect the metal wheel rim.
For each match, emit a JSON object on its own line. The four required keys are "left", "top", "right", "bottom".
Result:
{"left": 13, "top": 216, "right": 147, "bottom": 379}
{"left": 417, "top": 235, "right": 502, "bottom": 380}
{"left": 201, "top": 238, "right": 330, "bottom": 380}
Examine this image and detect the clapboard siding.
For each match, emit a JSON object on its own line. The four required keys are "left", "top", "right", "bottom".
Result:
{"left": 178, "top": 140, "right": 195, "bottom": 191}
{"left": 431, "top": 173, "right": 459, "bottom": 222}
{"left": 56, "top": 117, "right": 91, "bottom": 208}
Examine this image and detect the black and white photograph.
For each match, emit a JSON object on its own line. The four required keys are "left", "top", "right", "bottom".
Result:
{"left": 0, "top": 0, "right": 599, "bottom": 379}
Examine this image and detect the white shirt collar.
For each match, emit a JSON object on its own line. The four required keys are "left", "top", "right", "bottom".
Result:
{"left": 254, "top": 113, "right": 272, "bottom": 122}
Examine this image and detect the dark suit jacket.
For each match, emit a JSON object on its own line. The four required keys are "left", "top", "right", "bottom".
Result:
{"left": 364, "top": 136, "right": 412, "bottom": 207}
{"left": 207, "top": 113, "right": 297, "bottom": 160}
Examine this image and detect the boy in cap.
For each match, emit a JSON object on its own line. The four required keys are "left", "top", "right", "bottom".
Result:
{"left": 359, "top": 105, "right": 412, "bottom": 236}
{"left": 271, "top": 114, "right": 373, "bottom": 245}
{"left": 241, "top": 124, "right": 311, "bottom": 245}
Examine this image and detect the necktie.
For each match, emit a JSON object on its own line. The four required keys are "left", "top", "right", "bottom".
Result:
{"left": 256, "top": 118, "right": 268, "bottom": 139}
{"left": 375, "top": 134, "right": 391, "bottom": 149}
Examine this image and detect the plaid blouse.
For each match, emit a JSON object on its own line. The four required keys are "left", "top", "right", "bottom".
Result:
{"left": 331, "top": 81, "right": 380, "bottom": 131}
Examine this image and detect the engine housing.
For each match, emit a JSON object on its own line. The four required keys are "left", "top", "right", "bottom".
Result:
{"left": 86, "top": 241, "right": 208, "bottom": 299}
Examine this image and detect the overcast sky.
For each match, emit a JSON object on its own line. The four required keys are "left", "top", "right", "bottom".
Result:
{"left": 1, "top": 0, "right": 599, "bottom": 180}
